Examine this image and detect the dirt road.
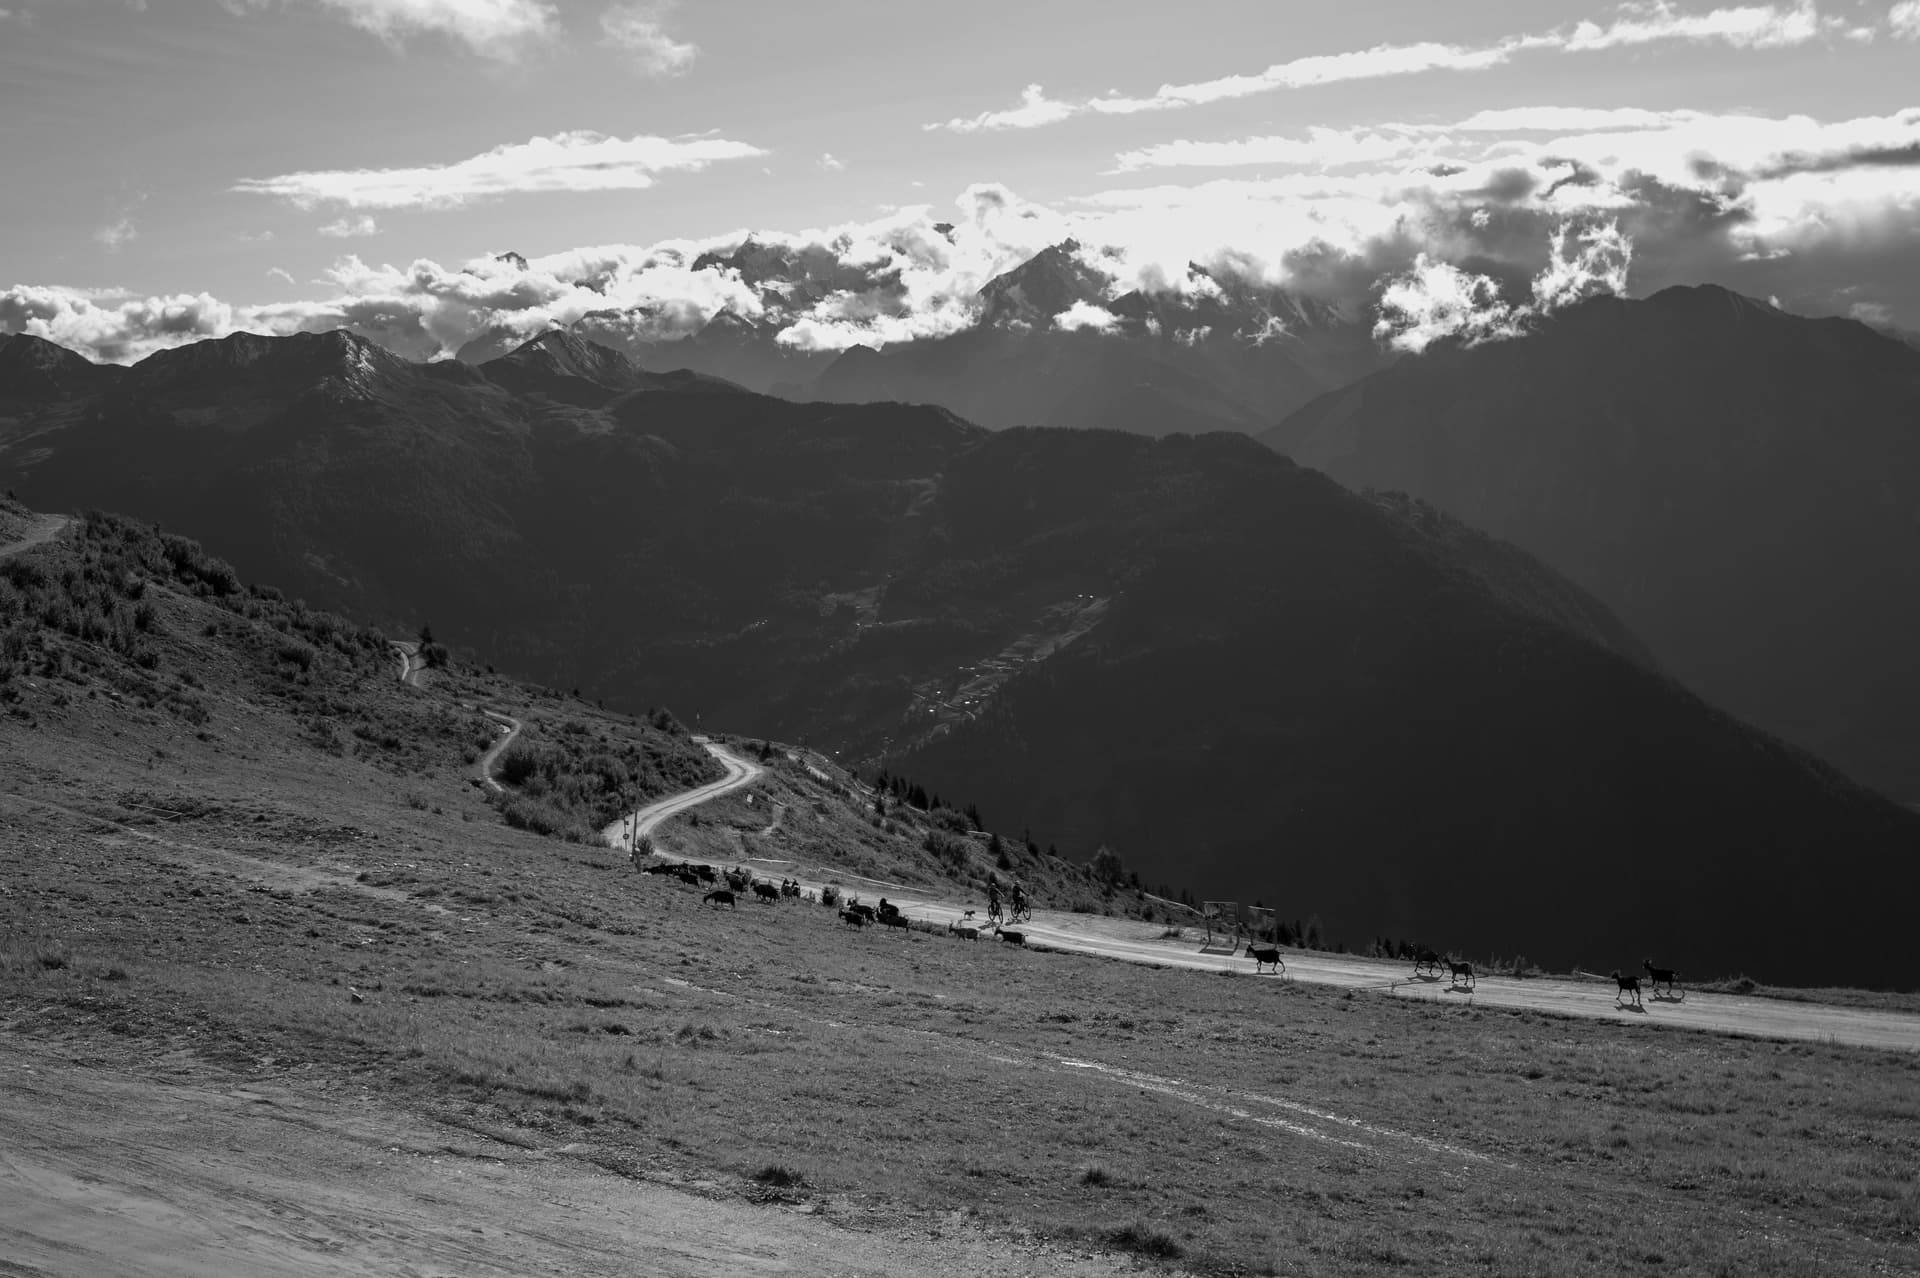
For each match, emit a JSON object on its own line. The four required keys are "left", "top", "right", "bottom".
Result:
{"left": 602, "top": 737, "right": 763, "bottom": 853}
{"left": 607, "top": 754, "right": 1920, "bottom": 1051}
{"left": 0, "top": 1036, "right": 1140, "bottom": 1278}
{"left": 0, "top": 512, "right": 69, "bottom": 561}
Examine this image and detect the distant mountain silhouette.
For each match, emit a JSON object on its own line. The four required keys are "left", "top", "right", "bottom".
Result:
{"left": 1262, "top": 284, "right": 1920, "bottom": 803}
{"left": 4, "top": 328, "right": 1916, "bottom": 986}
{"left": 478, "top": 330, "right": 746, "bottom": 406}
{"left": 0, "top": 332, "right": 125, "bottom": 398}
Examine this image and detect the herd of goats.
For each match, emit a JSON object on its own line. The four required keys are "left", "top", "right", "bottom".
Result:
{"left": 636, "top": 857, "right": 1683, "bottom": 1004}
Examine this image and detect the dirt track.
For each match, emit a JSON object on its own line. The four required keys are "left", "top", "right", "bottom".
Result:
{"left": 0, "top": 1036, "right": 1139, "bottom": 1278}
{"left": 0, "top": 513, "right": 69, "bottom": 561}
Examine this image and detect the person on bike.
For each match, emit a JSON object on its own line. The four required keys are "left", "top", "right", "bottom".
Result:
{"left": 987, "top": 883, "right": 1002, "bottom": 922}
{"left": 1011, "top": 883, "right": 1028, "bottom": 919}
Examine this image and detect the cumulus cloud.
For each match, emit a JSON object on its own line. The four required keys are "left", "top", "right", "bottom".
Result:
{"left": 1054, "top": 301, "right": 1121, "bottom": 332}
{"left": 1888, "top": 0, "right": 1920, "bottom": 37}
{"left": 929, "top": 2, "right": 1836, "bottom": 131}
{"left": 0, "top": 286, "right": 241, "bottom": 364}
{"left": 599, "top": 0, "right": 696, "bottom": 76}
{"left": 319, "top": 214, "right": 380, "bottom": 237}
{"left": 234, "top": 130, "right": 766, "bottom": 210}
{"left": 817, "top": 153, "right": 846, "bottom": 172}
{"left": 228, "top": 0, "right": 558, "bottom": 60}
{"left": 1374, "top": 219, "right": 1634, "bottom": 352}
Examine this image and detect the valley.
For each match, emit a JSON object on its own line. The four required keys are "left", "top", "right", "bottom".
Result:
{"left": 4, "top": 507, "right": 1919, "bottom": 1274}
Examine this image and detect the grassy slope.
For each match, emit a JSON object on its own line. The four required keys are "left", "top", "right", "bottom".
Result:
{"left": 4, "top": 514, "right": 1919, "bottom": 1275}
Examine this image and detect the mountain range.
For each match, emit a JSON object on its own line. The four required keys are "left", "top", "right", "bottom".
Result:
{"left": 456, "top": 239, "right": 1385, "bottom": 436}
{"left": 3, "top": 322, "right": 1917, "bottom": 985}
{"left": 1262, "top": 284, "right": 1920, "bottom": 805}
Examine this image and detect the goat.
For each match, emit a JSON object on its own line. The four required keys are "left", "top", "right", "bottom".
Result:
{"left": 994, "top": 925, "right": 1026, "bottom": 946}
{"left": 948, "top": 921, "right": 979, "bottom": 941}
{"left": 849, "top": 903, "right": 877, "bottom": 924}
{"left": 839, "top": 908, "right": 867, "bottom": 929}
{"left": 676, "top": 870, "right": 702, "bottom": 887}
{"left": 877, "top": 912, "right": 911, "bottom": 934}
{"left": 1412, "top": 947, "right": 1443, "bottom": 977}
{"left": 702, "top": 889, "right": 736, "bottom": 910}
{"left": 695, "top": 864, "right": 717, "bottom": 883}
{"left": 1642, "top": 958, "right": 1680, "bottom": 997}
{"left": 1445, "top": 958, "right": 1476, "bottom": 989}
{"left": 1609, "top": 970, "right": 1642, "bottom": 1006}
{"left": 726, "top": 870, "right": 751, "bottom": 893}
{"left": 1246, "top": 943, "right": 1284, "bottom": 973}
{"left": 752, "top": 881, "right": 781, "bottom": 902}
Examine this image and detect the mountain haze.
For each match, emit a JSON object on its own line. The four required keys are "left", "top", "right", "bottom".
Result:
{"left": 1262, "top": 285, "right": 1920, "bottom": 803}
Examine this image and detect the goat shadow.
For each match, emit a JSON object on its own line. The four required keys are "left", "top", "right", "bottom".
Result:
{"left": 1614, "top": 999, "right": 1649, "bottom": 1014}
{"left": 1650, "top": 989, "right": 1686, "bottom": 1003}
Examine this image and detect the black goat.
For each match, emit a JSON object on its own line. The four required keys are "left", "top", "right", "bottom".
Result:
{"left": 676, "top": 870, "right": 701, "bottom": 887}
{"left": 948, "top": 922, "right": 979, "bottom": 941}
{"left": 1642, "top": 958, "right": 1680, "bottom": 997}
{"left": 1246, "top": 943, "right": 1284, "bottom": 974}
{"left": 1445, "top": 958, "right": 1476, "bottom": 989}
{"left": 1609, "top": 970, "right": 1642, "bottom": 1006}
{"left": 877, "top": 912, "right": 911, "bottom": 934}
{"left": 995, "top": 925, "right": 1026, "bottom": 946}
{"left": 839, "top": 908, "right": 868, "bottom": 929}
{"left": 752, "top": 881, "right": 781, "bottom": 903}
{"left": 702, "top": 889, "right": 736, "bottom": 910}
{"left": 1413, "top": 948, "right": 1443, "bottom": 977}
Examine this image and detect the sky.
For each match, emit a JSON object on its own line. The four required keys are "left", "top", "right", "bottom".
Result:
{"left": 0, "top": 0, "right": 1916, "bottom": 361}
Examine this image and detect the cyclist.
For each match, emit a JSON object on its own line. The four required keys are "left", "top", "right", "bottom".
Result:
{"left": 987, "top": 882, "right": 1003, "bottom": 923}
{"left": 1011, "top": 882, "right": 1029, "bottom": 921}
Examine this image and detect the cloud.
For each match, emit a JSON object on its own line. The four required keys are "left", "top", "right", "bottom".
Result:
{"left": 93, "top": 218, "right": 138, "bottom": 251}
{"left": 599, "top": 1, "right": 696, "bottom": 76}
{"left": 1890, "top": 0, "right": 1920, "bottom": 37}
{"left": 229, "top": 0, "right": 558, "bottom": 60}
{"left": 1054, "top": 301, "right": 1121, "bottom": 332}
{"left": 817, "top": 153, "right": 846, "bottom": 172}
{"left": 319, "top": 214, "right": 381, "bottom": 237}
{"left": 1561, "top": 0, "right": 1831, "bottom": 50}
{"left": 1114, "top": 128, "right": 1431, "bottom": 173}
{"left": 929, "top": 2, "right": 1836, "bottom": 131}
{"left": 13, "top": 102, "right": 1920, "bottom": 366}
{"left": 0, "top": 285, "right": 241, "bottom": 364}
{"left": 234, "top": 129, "right": 766, "bottom": 210}
{"left": 1374, "top": 219, "right": 1634, "bottom": 352}
{"left": 267, "top": 267, "right": 298, "bottom": 286}
{"left": 0, "top": 7, "right": 31, "bottom": 26}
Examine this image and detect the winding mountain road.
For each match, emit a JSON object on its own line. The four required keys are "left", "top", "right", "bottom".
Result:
{"left": 388, "top": 640, "right": 521, "bottom": 792}
{"left": 601, "top": 738, "right": 764, "bottom": 853}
